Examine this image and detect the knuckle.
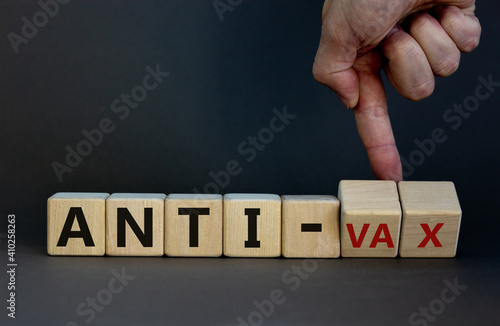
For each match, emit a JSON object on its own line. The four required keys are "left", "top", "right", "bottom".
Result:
{"left": 441, "top": 6, "right": 464, "bottom": 33}
{"left": 409, "top": 13, "right": 432, "bottom": 34}
{"left": 355, "top": 105, "right": 388, "bottom": 118}
{"left": 389, "top": 38, "right": 418, "bottom": 58}
{"left": 444, "top": 16, "right": 462, "bottom": 35}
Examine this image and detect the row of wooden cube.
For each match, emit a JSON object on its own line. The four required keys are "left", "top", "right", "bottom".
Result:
{"left": 47, "top": 181, "right": 462, "bottom": 258}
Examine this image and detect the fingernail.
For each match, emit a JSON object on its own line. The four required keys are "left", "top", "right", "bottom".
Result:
{"left": 385, "top": 25, "right": 399, "bottom": 39}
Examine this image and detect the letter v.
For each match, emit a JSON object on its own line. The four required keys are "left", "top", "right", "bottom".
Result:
{"left": 346, "top": 224, "right": 370, "bottom": 248}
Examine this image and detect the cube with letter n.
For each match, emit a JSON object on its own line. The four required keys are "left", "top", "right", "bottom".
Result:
{"left": 106, "top": 193, "right": 166, "bottom": 256}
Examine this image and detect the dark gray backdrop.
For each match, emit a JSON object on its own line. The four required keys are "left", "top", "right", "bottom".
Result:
{"left": 0, "top": 1, "right": 499, "bottom": 325}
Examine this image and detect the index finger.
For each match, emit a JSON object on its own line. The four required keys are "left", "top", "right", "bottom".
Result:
{"left": 352, "top": 51, "right": 403, "bottom": 181}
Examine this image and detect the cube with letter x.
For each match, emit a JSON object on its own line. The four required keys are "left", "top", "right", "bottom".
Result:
{"left": 398, "top": 182, "right": 462, "bottom": 257}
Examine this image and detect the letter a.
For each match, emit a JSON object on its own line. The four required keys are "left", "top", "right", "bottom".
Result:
{"left": 57, "top": 207, "right": 95, "bottom": 246}
{"left": 369, "top": 224, "right": 394, "bottom": 248}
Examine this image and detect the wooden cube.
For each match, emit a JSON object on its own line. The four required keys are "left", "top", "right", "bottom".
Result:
{"left": 398, "top": 181, "right": 462, "bottom": 258}
{"left": 281, "top": 195, "right": 340, "bottom": 258}
{"left": 106, "top": 193, "right": 166, "bottom": 256}
{"left": 223, "top": 194, "right": 281, "bottom": 257}
{"left": 165, "top": 194, "right": 222, "bottom": 257}
{"left": 338, "top": 180, "right": 402, "bottom": 257}
{"left": 47, "top": 192, "right": 109, "bottom": 256}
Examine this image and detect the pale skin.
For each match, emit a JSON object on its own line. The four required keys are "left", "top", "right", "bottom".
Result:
{"left": 313, "top": 0, "right": 481, "bottom": 181}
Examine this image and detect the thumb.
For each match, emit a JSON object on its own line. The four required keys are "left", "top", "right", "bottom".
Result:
{"left": 313, "top": 61, "right": 360, "bottom": 109}
{"left": 313, "top": 2, "right": 360, "bottom": 108}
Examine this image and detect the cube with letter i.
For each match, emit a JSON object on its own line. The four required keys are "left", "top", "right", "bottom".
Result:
{"left": 338, "top": 180, "right": 402, "bottom": 257}
{"left": 47, "top": 192, "right": 109, "bottom": 256}
{"left": 223, "top": 194, "right": 281, "bottom": 257}
{"left": 398, "top": 181, "right": 462, "bottom": 258}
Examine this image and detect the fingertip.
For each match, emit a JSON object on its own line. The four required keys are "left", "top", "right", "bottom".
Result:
{"left": 369, "top": 148, "right": 403, "bottom": 182}
{"left": 437, "top": 5, "right": 481, "bottom": 53}
{"left": 375, "top": 165, "right": 403, "bottom": 183}
{"left": 338, "top": 93, "right": 359, "bottom": 109}
{"left": 313, "top": 67, "right": 360, "bottom": 109}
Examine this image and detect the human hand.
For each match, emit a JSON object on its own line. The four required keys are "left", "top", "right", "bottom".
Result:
{"left": 313, "top": 0, "right": 481, "bottom": 181}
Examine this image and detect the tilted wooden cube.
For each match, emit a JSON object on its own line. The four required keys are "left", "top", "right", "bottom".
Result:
{"left": 47, "top": 192, "right": 109, "bottom": 256}
{"left": 106, "top": 193, "right": 166, "bottom": 256}
{"left": 339, "top": 180, "right": 402, "bottom": 257}
{"left": 281, "top": 195, "right": 340, "bottom": 258}
{"left": 223, "top": 194, "right": 281, "bottom": 257}
{"left": 165, "top": 194, "right": 222, "bottom": 257}
{"left": 398, "top": 181, "right": 462, "bottom": 258}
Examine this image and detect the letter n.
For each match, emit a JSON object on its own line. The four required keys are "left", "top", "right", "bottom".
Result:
{"left": 117, "top": 208, "right": 153, "bottom": 247}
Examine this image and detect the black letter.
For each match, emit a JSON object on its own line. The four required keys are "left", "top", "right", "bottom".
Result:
{"left": 117, "top": 208, "right": 153, "bottom": 247}
{"left": 57, "top": 207, "right": 95, "bottom": 246}
{"left": 178, "top": 207, "right": 210, "bottom": 247}
{"left": 245, "top": 208, "right": 260, "bottom": 248}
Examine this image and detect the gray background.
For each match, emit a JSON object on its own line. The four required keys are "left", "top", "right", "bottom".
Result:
{"left": 1, "top": 1, "right": 499, "bottom": 325}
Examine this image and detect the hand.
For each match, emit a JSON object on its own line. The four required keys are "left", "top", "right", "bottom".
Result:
{"left": 313, "top": 0, "right": 481, "bottom": 181}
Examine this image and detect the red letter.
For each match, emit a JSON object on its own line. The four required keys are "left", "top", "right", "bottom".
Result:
{"left": 369, "top": 224, "right": 394, "bottom": 248}
{"left": 418, "top": 223, "right": 444, "bottom": 248}
{"left": 346, "top": 224, "right": 369, "bottom": 248}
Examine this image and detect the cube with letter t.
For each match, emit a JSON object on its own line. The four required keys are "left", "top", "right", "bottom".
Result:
{"left": 165, "top": 194, "right": 222, "bottom": 257}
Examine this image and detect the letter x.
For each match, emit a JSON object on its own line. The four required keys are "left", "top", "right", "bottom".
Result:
{"left": 418, "top": 223, "right": 444, "bottom": 248}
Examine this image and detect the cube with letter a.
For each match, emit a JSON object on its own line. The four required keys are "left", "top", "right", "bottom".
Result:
{"left": 398, "top": 181, "right": 462, "bottom": 258}
{"left": 339, "top": 180, "right": 402, "bottom": 257}
{"left": 47, "top": 192, "right": 109, "bottom": 256}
